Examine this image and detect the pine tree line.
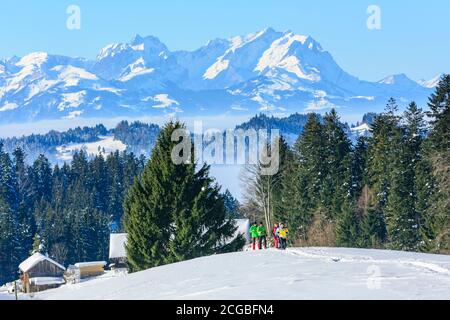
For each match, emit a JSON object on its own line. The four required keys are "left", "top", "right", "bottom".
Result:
{"left": 243, "top": 75, "right": 450, "bottom": 254}
{"left": 0, "top": 148, "right": 145, "bottom": 284}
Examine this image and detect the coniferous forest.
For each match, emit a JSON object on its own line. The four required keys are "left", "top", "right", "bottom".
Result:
{"left": 0, "top": 75, "right": 449, "bottom": 285}
{"left": 243, "top": 75, "right": 449, "bottom": 254}
{"left": 0, "top": 149, "right": 145, "bottom": 284}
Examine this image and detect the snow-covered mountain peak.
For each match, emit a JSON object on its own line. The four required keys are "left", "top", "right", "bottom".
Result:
{"left": 130, "top": 34, "right": 144, "bottom": 45}
{"left": 96, "top": 33, "right": 167, "bottom": 62}
{"left": 243, "top": 27, "right": 279, "bottom": 42}
{"left": 16, "top": 52, "right": 49, "bottom": 67}
{"left": 130, "top": 34, "right": 167, "bottom": 52}
{"left": 51, "top": 65, "right": 99, "bottom": 82}
{"left": 282, "top": 31, "right": 308, "bottom": 44}
{"left": 418, "top": 73, "right": 443, "bottom": 88}
{"left": 0, "top": 28, "right": 437, "bottom": 124}
{"left": 378, "top": 73, "right": 415, "bottom": 85}
{"left": 203, "top": 37, "right": 230, "bottom": 49}
{"left": 97, "top": 43, "right": 130, "bottom": 60}
{"left": 254, "top": 32, "right": 326, "bottom": 82}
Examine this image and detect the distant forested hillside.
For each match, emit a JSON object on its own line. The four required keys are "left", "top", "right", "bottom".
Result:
{"left": 0, "top": 113, "right": 376, "bottom": 166}
{"left": 0, "top": 121, "right": 160, "bottom": 164}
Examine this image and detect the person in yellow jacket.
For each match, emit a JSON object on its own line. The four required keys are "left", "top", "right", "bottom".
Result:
{"left": 277, "top": 223, "right": 289, "bottom": 250}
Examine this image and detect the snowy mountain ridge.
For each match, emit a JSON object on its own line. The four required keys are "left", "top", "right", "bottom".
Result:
{"left": 0, "top": 28, "right": 441, "bottom": 124}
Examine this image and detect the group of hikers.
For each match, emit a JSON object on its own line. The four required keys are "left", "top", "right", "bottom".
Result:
{"left": 249, "top": 222, "right": 289, "bottom": 250}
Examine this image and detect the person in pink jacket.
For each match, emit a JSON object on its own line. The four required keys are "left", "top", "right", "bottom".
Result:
{"left": 272, "top": 223, "right": 279, "bottom": 249}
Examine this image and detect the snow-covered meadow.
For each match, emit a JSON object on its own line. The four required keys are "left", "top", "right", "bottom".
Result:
{"left": 25, "top": 248, "right": 450, "bottom": 300}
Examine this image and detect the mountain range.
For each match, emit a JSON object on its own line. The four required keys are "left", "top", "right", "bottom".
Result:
{"left": 0, "top": 28, "right": 441, "bottom": 125}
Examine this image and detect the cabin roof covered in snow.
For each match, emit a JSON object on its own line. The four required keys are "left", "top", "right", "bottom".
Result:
{"left": 19, "top": 253, "right": 66, "bottom": 272}
{"left": 109, "top": 233, "right": 127, "bottom": 259}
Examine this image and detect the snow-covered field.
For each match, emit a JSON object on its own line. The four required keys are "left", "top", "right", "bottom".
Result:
{"left": 28, "top": 248, "right": 450, "bottom": 300}
{"left": 56, "top": 136, "right": 127, "bottom": 162}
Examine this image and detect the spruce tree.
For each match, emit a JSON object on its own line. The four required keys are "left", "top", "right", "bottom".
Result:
{"left": 427, "top": 74, "right": 450, "bottom": 152}
{"left": 29, "top": 154, "right": 53, "bottom": 204}
{"left": 271, "top": 136, "right": 292, "bottom": 220}
{"left": 294, "top": 113, "right": 325, "bottom": 211}
{"left": 0, "top": 144, "right": 21, "bottom": 283}
{"left": 0, "top": 197, "right": 19, "bottom": 284}
{"left": 321, "top": 109, "right": 352, "bottom": 218}
{"left": 361, "top": 207, "right": 387, "bottom": 248}
{"left": 278, "top": 141, "right": 311, "bottom": 242}
{"left": 363, "top": 99, "right": 401, "bottom": 246}
{"left": 12, "top": 147, "right": 34, "bottom": 262}
{"left": 336, "top": 201, "right": 362, "bottom": 247}
{"left": 124, "top": 121, "right": 244, "bottom": 272}
{"left": 385, "top": 102, "right": 425, "bottom": 251}
{"left": 223, "top": 189, "right": 241, "bottom": 219}
{"left": 106, "top": 151, "right": 125, "bottom": 228}
{"left": 349, "top": 137, "right": 369, "bottom": 200}
{"left": 422, "top": 75, "right": 450, "bottom": 253}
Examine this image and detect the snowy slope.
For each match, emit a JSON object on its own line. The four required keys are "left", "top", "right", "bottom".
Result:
{"left": 33, "top": 248, "right": 450, "bottom": 300}
{"left": 0, "top": 293, "right": 16, "bottom": 300}
{"left": 0, "top": 29, "right": 435, "bottom": 124}
{"left": 418, "top": 74, "right": 444, "bottom": 88}
{"left": 55, "top": 135, "right": 126, "bottom": 162}
{"left": 351, "top": 123, "right": 371, "bottom": 138}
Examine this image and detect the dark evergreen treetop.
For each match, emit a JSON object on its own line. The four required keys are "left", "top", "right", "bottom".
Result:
{"left": 427, "top": 74, "right": 450, "bottom": 152}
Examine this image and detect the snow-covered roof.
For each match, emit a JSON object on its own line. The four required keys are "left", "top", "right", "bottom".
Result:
{"left": 29, "top": 277, "right": 65, "bottom": 286}
{"left": 19, "top": 253, "right": 65, "bottom": 272}
{"left": 74, "top": 261, "right": 107, "bottom": 268}
{"left": 109, "top": 233, "right": 128, "bottom": 259}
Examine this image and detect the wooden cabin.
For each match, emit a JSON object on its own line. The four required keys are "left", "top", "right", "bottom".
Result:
{"left": 74, "top": 261, "right": 106, "bottom": 278}
{"left": 19, "top": 253, "right": 66, "bottom": 293}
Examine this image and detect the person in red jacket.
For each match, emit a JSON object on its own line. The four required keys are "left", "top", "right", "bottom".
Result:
{"left": 272, "top": 223, "right": 279, "bottom": 249}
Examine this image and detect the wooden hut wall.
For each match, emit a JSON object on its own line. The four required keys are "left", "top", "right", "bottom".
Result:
{"left": 27, "top": 260, "right": 64, "bottom": 278}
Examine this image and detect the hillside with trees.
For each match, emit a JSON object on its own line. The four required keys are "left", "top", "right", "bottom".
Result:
{"left": 242, "top": 75, "right": 450, "bottom": 254}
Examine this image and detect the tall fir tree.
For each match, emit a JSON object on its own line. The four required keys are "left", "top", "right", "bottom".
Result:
{"left": 12, "top": 147, "right": 34, "bottom": 263}
{"left": 321, "top": 109, "right": 352, "bottom": 218}
{"left": 0, "top": 144, "right": 20, "bottom": 284}
{"left": 222, "top": 189, "right": 242, "bottom": 219}
{"left": 124, "top": 121, "right": 244, "bottom": 272}
{"left": 427, "top": 74, "right": 450, "bottom": 152}
{"left": 336, "top": 200, "right": 362, "bottom": 247}
{"left": 349, "top": 136, "right": 369, "bottom": 200}
{"left": 363, "top": 98, "right": 402, "bottom": 246}
{"left": 423, "top": 75, "right": 450, "bottom": 253}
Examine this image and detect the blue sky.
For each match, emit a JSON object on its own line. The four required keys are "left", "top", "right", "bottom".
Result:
{"left": 1, "top": 0, "right": 449, "bottom": 81}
